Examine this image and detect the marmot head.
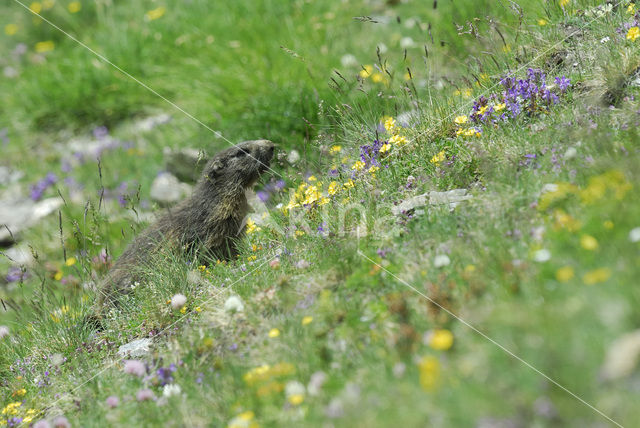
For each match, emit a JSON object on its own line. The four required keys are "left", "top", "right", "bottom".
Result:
{"left": 200, "top": 139, "right": 276, "bottom": 189}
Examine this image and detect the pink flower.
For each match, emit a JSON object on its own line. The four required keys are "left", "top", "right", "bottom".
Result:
{"left": 52, "top": 416, "right": 71, "bottom": 428}
{"left": 106, "top": 395, "right": 120, "bottom": 408}
{"left": 136, "top": 388, "right": 155, "bottom": 401}
{"left": 33, "top": 421, "right": 51, "bottom": 428}
{"left": 123, "top": 360, "right": 146, "bottom": 377}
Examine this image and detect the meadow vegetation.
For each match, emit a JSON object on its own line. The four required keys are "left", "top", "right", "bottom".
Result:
{"left": 1, "top": 0, "right": 640, "bottom": 426}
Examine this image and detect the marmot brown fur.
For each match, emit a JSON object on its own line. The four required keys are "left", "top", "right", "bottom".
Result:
{"left": 94, "top": 139, "right": 275, "bottom": 312}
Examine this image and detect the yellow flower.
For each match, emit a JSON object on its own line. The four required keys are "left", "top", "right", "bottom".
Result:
{"left": 603, "top": 220, "right": 614, "bottom": 229}
{"left": 463, "top": 128, "right": 480, "bottom": 137}
{"left": 418, "top": 356, "right": 440, "bottom": 391}
{"left": 1, "top": 401, "right": 22, "bottom": 415}
{"left": 65, "top": 257, "right": 77, "bottom": 266}
{"left": 555, "top": 266, "right": 574, "bottom": 282}
{"left": 352, "top": 160, "right": 365, "bottom": 171}
{"left": 30, "top": 2, "right": 42, "bottom": 13}
{"left": 404, "top": 72, "right": 412, "bottom": 81}
{"left": 628, "top": 3, "right": 636, "bottom": 14}
{"left": 627, "top": 26, "right": 640, "bottom": 42}
{"left": 4, "top": 24, "right": 18, "bottom": 36}
{"left": 389, "top": 134, "right": 408, "bottom": 145}
{"left": 343, "top": 179, "right": 355, "bottom": 189}
{"left": 54, "top": 270, "right": 63, "bottom": 281}
{"left": 359, "top": 65, "right": 373, "bottom": 78}
{"left": 384, "top": 117, "right": 397, "bottom": 133}
{"left": 371, "top": 72, "right": 384, "bottom": 83}
{"left": 454, "top": 115, "right": 468, "bottom": 125}
{"left": 180, "top": 306, "right": 187, "bottom": 314}
{"left": 67, "top": 1, "right": 81, "bottom": 13}
{"left": 583, "top": 268, "right": 611, "bottom": 285}
{"left": 559, "top": 0, "right": 570, "bottom": 7}
{"left": 195, "top": 306, "right": 202, "bottom": 313}
{"left": 12, "top": 388, "right": 26, "bottom": 397}
{"left": 307, "top": 175, "right": 317, "bottom": 182}
{"left": 295, "top": 230, "right": 305, "bottom": 237}
{"left": 43, "top": 0, "right": 55, "bottom": 9}
{"left": 327, "top": 181, "right": 339, "bottom": 196}
{"left": 493, "top": 103, "right": 506, "bottom": 111}
{"left": 245, "top": 218, "right": 261, "bottom": 234}
{"left": 580, "top": 235, "right": 598, "bottom": 251}
{"left": 552, "top": 209, "right": 581, "bottom": 232}
{"left": 35, "top": 40, "right": 55, "bottom": 53}
{"left": 288, "top": 394, "right": 304, "bottom": 405}
{"left": 368, "top": 166, "right": 379, "bottom": 174}
{"left": 462, "top": 88, "right": 473, "bottom": 98}
{"left": 430, "top": 151, "right": 445, "bottom": 165}
{"left": 329, "top": 145, "right": 342, "bottom": 154}
{"left": 379, "top": 143, "right": 391, "bottom": 153}
{"left": 429, "top": 329, "right": 454, "bottom": 351}
{"left": 268, "top": 328, "right": 280, "bottom": 338}
{"left": 502, "top": 44, "right": 511, "bottom": 53}
{"left": 478, "top": 105, "right": 489, "bottom": 115}
{"left": 301, "top": 316, "right": 313, "bottom": 325}
{"left": 145, "top": 6, "right": 166, "bottom": 21}
{"left": 538, "top": 18, "right": 547, "bottom": 26}
{"left": 228, "top": 410, "right": 259, "bottom": 428}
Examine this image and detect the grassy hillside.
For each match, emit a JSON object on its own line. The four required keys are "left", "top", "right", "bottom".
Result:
{"left": 2, "top": 0, "right": 640, "bottom": 427}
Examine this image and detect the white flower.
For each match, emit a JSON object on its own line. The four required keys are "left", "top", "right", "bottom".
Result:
{"left": 0, "top": 325, "right": 9, "bottom": 339}
{"left": 163, "top": 383, "right": 182, "bottom": 397}
{"left": 533, "top": 249, "right": 551, "bottom": 262}
{"left": 285, "top": 380, "right": 306, "bottom": 397}
{"left": 541, "top": 183, "right": 559, "bottom": 193}
{"left": 171, "top": 293, "right": 187, "bottom": 310}
{"left": 376, "top": 43, "right": 388, "bottom": 54}
{"left": 287, "top": 150, "right": 300, "bottom": 164}
{"left": 224, "top": 295, "right": 244, "bottom": 313}
{"left": 600, "top": 36, "right": 610, "bottom": 44}
{"left": 563, "top": 147, "right": 577, "bottom": 159}
{"left": 433, "top": 254, "right": 450, "bottom": 268}
{"left": 307, "top": 371, "right": 327, "bottom": 396}
{"left": 399, "top": 37, "right": 415, "bottom": 48}
{"left": 340, "top": 54, "right": 358, "bottom": 67}
{"left": 629, "top": 227, "right": 640, "bottom": 243}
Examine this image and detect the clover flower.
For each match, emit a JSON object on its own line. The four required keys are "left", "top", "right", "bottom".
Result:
{"left": 136, "top": 388, "right": 155, "bottom": 401}
{"left": 123, "top": 360, "right": 146, "bottom": 377}
{"left": 106, "top": 395, "right": 120, "bottom": 408}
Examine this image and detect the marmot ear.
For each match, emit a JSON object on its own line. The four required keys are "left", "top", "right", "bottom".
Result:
{"left": 204, "top": 158, "right": 225, "bottom": 181}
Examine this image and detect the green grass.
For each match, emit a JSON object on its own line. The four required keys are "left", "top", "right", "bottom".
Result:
{"left": 2, "top": 0, "right": 640, "bottom": 427}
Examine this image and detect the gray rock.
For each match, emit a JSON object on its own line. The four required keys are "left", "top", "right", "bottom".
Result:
{"left": 4, "top": 244, "right": 34, "bottom": 266}
{"left": 0, "top": 167, "right": 24, "bottom": 186}
{"left": 134, "top": 113, "right": 171, "bottom": 132}
{"left": 149, "top": 172, "right": 192, "bottom": 205}
{"left": 391, "top": 189, "right": 472, "bottom": 216}
{"left": 164, "top": 147, "right": 208, "bottom": 183}
{"left": 0, "top": 196, "right": 63, "bottom": 244}
{"left": 117, "top": 338, "right": 153, "bottom": 358}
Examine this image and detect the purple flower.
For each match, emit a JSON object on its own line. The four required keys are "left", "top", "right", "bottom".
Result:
{"left": 156, "top": 363, "right": 177, "bottom": 386}
{"left": 92, "top": 126, "right": 109, "bottom": 139}
{"left": 6, "top": 267, "right": 27, "bottom": 283}
{"left": 136, "top": 388, "right": 155, "bottom": 402}
{"left": 106, "top": 395, "right": 120, "bottom": 408}
{"left": 555, "top": 76, "right": 570, "bottom": 92}
{"left": 256, "top": 190, "right": 269, "bottom": 202}
{"left": 52, "top": 416, "right": 70, "bottom": 428}
{"left": 7, "top": 417, "right": 23, "bottom": 428}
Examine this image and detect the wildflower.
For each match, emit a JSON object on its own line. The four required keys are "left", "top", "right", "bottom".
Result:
{"left": 371, "top": 73, "right": 385, "bottom": 83}
{"left": 35, "top": 41, "right": 55, "bottom": 53}
{"left": 245, "top": 218, "right": 260, "bottom": 234}
{"left": 580, "top": 235, "right": 598, "bottom": 250}
{"left": 285, "top": 381, "right": 306, "bottom": 405}
{"left": 384, "top": 117, "right": 397, "bottom": 133}
{"left": 583, "top": 268, "right": 611, "bottom": 285}
{"left": 136, "top": 388, "right": 155, "bottom": 402}
{"left": 224, "top": 295, "right": 244, "bottom": 313}
{"left": 418, "top": 356, "right": 440, "bottom": 391}
{"left": 389, "top": 134, "right": 408, "bottom": 145}
{"left": 359, "top": 65, "right": 373, "bottom": 79}
{"left": 379, "top": 142, "right": 391, "bottom": 153}
{"left": 533, "top": 249, "right": 551, "bottom": 262}
{"left": 556, "top": 266, "right": 574, "bottom": 282}
{"left": 463, "top": 128, "right": 481, "bottom": 137}
{"left": 268, "top": 328, "right": 280, "bottom": 338}
{"left": 145, "top": 6, "right": 166, "bottom": 21}
{"left": 51, "top": 416, "right": 70, "bottom": 428}
{"left": 627, "top": 27, "right": 640, "bottom": 41}
{"left": 163, "top": 383, "right": 182, "bottom": 397}
{"left": 559, "top": 0, "right": 569, "bottom": 7}
{"left": 228, "top": 411, "right": 258, "bottom": 428}
{"left": 65, "top": 257, "right": 76, "bottom": 266}
{"left": 42, "top": 0, "right": 54, "bottom": 9}
{"left": 269, "top": 258, "right": 280, "bottom": 269}
{"left": 171, "top": 293, "right": 187, "bottom": 310}
{"left": 629, "top": 227, "right": 640, "bottom": 243}
{"left": 307, "top": 371, "right": 327, "bottom": 396}
{"left": 538, "top": 19, "right": 547, "bottom": 26}
{"left": 430, "top": 151, "right": 446, "bottom": 165}
{"left": 2, "top": 402, "right": 22, "bottom": 415}
{"left": 493, "top": 103, "right": 506, "bottom": 111}
{"left": 0, "top": 325, "right": 9, "bottom": 339}
{"left": 67, "top": 1, "right": 81, "bottom": 13}
{"left": 106, "top": 395, "right": 120, "bottom": 408}
{"left": 454, "top": 115, "right": 468, "bottom": 125}
{"left": 329, "top": 145, "right": 341, "bottom": 154}
{"left": 123, "top": 360, "right": 146, "bottom": 377}
{"left": 301, "top": 316, "right": 313, "bottom": 325}
{"left": 433, "top": 254, "right": 450, "bottom": 267}
{"left": 33, "top": 420, "right": 51, "bottom": 428}
{"left": 343, "top": 179, "right": 355, "bottom": 189}
{"left": 368, "top": 166, "right": 380, "bottom": 174}
{"left": 603, "top": 220, "right": 614, "bottom": 229}
{"left": 352, "top": 160, "right": 365, "bottom": 171}
{"left": 12, "top": 388, "right": 26, "bottom": 397}
{"left": 555, "top": 76, "right": 571, "bottom": 92}
{"left": 428, "top": 329, "right": 454, "bottom": 351}
{"left": 296, "top": 259, "right": 310, "bottom": 269}
{"left": 628, "top": 3, "right": 636, "bottom": 14}
{"left": 30, "top": 2, "right": 42, "bottom": 13}
{"left": 5, "top": 24, "right": 18, "bottom": 36}
{"left": 327, "top": 181, "right": 339, "bottom": 195}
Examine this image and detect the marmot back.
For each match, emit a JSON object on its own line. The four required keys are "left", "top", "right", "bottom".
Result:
{"left": 95, "top": 139, "right": 275, "bottom": 312}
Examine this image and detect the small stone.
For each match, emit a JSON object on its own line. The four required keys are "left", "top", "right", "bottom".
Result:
{"left": 164, "top": 147, "right": 208, "bottom": 183}
{"left": 118, "top": 339, "right": 152, "bottom": 358}
{"left": 4, "top": 245, "right": 35, "bottom": 266}
{"left": 150, "top": 172, "right": 191, "bottom": 205}
{"left": 134, "top": 113, "right": 171, "bottom": 132}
